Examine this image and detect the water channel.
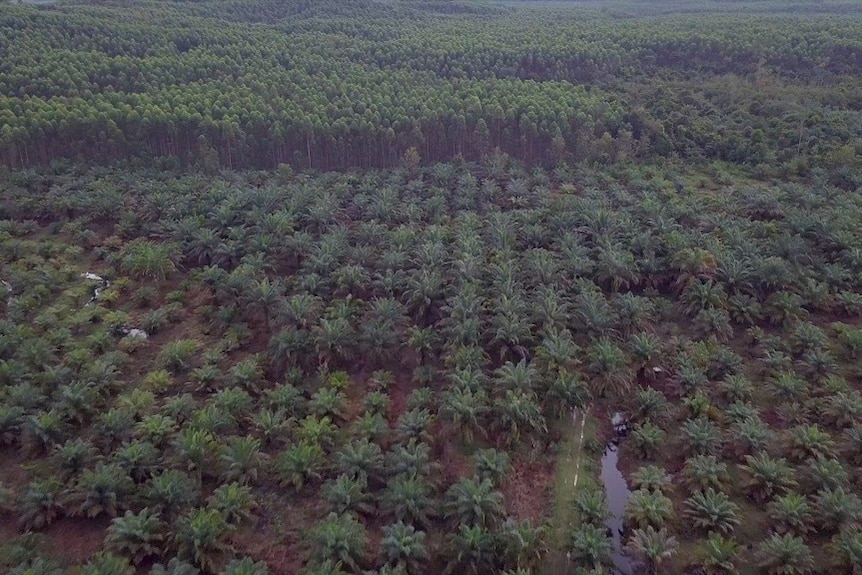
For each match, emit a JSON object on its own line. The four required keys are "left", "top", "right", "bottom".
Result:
{"left": 600, "top": 413, "right": 635, "bottom": 575}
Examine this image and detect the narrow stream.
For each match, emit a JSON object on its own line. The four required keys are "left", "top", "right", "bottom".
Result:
{"left": 600, "top": 413, "right": 634, "bottom": 575}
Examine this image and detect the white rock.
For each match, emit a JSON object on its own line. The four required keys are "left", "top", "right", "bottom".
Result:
{"left": 126, "top": 329, "right": 148, "bottom": 340}
{"left": 82, "top": 272, "right": 110, "bottom": 306}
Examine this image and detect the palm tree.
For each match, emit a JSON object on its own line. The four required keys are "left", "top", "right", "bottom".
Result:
{"left": 267, "top": 328, "right": 310, "bottom": 376}
{"left": 174, "top": 507, "right": 234, "bottom": 573}
{"left": 490, "top": 298, "right": 534, "bottom": 361}
{"left": 444, "top": 476, "right": 504, "bottom": 527}
{"left": 0, "top": 405, "right": 23, "bottom": 447}
{"left": 798, "top": 348, "right": 838, "bottom": 380}
{"left": 628, "top": 332, "right": 663, "bottom": 380}
{"left": 681, "top": 417, "right": 723, "bottom": 456}
{"left": 634, "top": 388, "right": 669, "bottom": 423}
{"left": 334, "top": 438, "right": 386, "bottom": 484}
{"left": 626, "top": 526, "right": 679, "bottom": 575}
{"left": 440, "top": 385, "right": 489, "bottom": 442}
{"left": 385, "top": 440, "right": 438, "bottom": 479}
{"left": 631, "top": 422, "right": 666, "bottom": 459}
{"left": 395, "top": 408, "right": 433, "bottom": 444}
{"left": 207, "top": 482, "right": 257, "bottom": 526}
{"left": 296, "top": 415, "right": 337, "bottom": 448}
{"left": 472, "top": 449, "right": 512, "bottom": 488}
{"left": 493, "top": 389, "right": 546, "bottom": 445}
{"left": 534, "top": 326, "right": 580, "bottom": 373}
{"left": 113, "top": 440, "right": 160, "bottom": 483}
{"left": 106, "top": 508, "right": 165, "bottom": 565}
{"left": 79, "top": 552, "right": 135, "bottom": 575}
{"left": 670, "top": 247, "right": 716, "bottom": 294}
{"left": 682, "top": 455, "right": 729, "bottom": 493}
{"left": 614, "top": 294, "right": 655, "bottom": 336}
{"left": 381, "top": 474, "right": 436, "bottom": 529}
{"left": 767, "top": 492, "right": 812, "bottom": 536}
{"left": 312, "top": 317, "right": 356, "bottom": 364}
{"left": 571, "top": 488, "right": 608, "bottom": 527}
{"left": 543, "top": 369, "right": 589, "bottom": 419}
{"left": 228, "top": 357, "right": 264, "bottom": 392}
{"left": 146, "top": 469, "right": 200, "bottom": 521}
{"left": 310, "top": 387, "right": 349, "bottom": 421}
{"left": 380, "top": 521, "right": 426, "bottom": 574}
{"left": 121, "top": 241, "right": 179, "bottom": 280}
{"left": 69, "top": 463, "right": 134, "bottom": 518}
{"left": 683, "top": 391, "right": 712, "bottom": 420}
{"left": 253, "top": 408, "right": 287, "bottom": 446}
{"left": 756, "top": 533, "right": 814, "bottom": 575}
{"left": 223, "top": 557, "right": 270, "bottom": 575}
{"left": 264, "top": 383, "right": 307, "bottom": 417}
{"left": 18, "top": 479, "right": 63, "bottom": 531}
{"left": 684, "top": 489, "right": 740, "bottom": 534}
{"left": 275, "top": 441, "right": 327, "bottom": 491}
{"left": 51, "top": 439, "right": 98, "bottom": 483}
{"left": 322, "top": 474, "right": 375, "bottom": 517}
{"left": 787, "top": 423, "right": 836, "bottom": 461}
{"left": 135, "top": 413, "right": 177, "bottom": 447}
{"left": 406, "top": 325, "right": 438, "bottom": 366}
{"left": 404, "top": 267, "right": 444, "bottom": 324}
{"left": 630, "top": 465, "right": 672, "bottom": 494}
{"left": 696, "top": 532, "right": 739, "bottom": 575}
{"left": 695, "top": 308, "right": 734, "bottom": 341}
{"left": 22, "top": 409, "right": 66, "bottom": 455}
{"left": 172, "top": 428, "right": 217, "bottom": 476}
{"left": 805, "top": 456, "right": 849, "bottom": 490}
{"left": 350, "top": 412, "right": 389, "bottom": 443}
{"left": 244, "top": 277, "right": 284, "bottom": 331}
{"left": 309, "top": 512, "right": 367, "bottom": 572}
{"left": 729, "top": 417, "right": 771, "bottom": 460}
{"left": 498, "top": 517, "right": 545, "bottom": 572}
{"left": 586, "top": 337, "right": 631, "bottom": 397}
{"left": 445, "top": 523, "right": 497, "bottom": 575}
{"left": 532, "top": 286, "right": 571, "bottom": 332}
{"left": 768, "top": 372, "right": 808, "bottom": 402}
{"left": 55, "top": 380, "right": 102, "bottom": 424}
{"left": 813, "top": 486, "right": 862, "bottom": 533}
{"left": 830, "top": 524, "right": 862, "bottom": 575}
{"left": 568, "top": 524, "right": 611, "bottom": 572}
{"left": 625, "top": 488, "right": 674, "bottom": 529}
{"left": 158, "top": 339, "right": 200, "bottom": 374}
{"left": 719, "top": 374, "right": 753, "bottom": 403}
{"left": 493, "top": 360, "right": 538, "bottom": 392}
{"left": 681, "top": 280, "right": 727, "bottom": 316}
{"left": 820, "top": 390, "right": 862, "bottom": 429}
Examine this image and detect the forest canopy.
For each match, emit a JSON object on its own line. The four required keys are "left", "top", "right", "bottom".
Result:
{"left": 0, "top": 0, "right": 861, "bottom": 172}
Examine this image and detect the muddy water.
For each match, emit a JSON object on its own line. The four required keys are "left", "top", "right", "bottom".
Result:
{"left": 600, "top": 413, "right": 634, "bottom": 575}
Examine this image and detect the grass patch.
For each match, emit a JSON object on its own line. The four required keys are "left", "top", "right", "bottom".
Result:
{"left": 546, "top": 407, "right": 600, "bottom": 575}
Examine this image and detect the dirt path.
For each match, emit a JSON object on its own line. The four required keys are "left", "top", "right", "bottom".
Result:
{"left": 546, "top": 405, "right": 591, "bottom": 575}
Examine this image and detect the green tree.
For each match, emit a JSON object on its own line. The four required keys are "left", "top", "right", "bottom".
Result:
{"left": 380, "top": 522, "right": 426, "bottom": 574}
{"left": 625, "top": 488, "right": 674, "bottom": 529}
{"left": 684, "top": 488, "right": 740, "bottom": 534}
{"left": 309, "top": 512, "right": 367, "bottom": 571}
{"left": 626, "top": 526, "right": 679, "bottom": 575}
{"left": 106, "top": 508, "right": 165, "bottom": 565}
{"left": 174, "top": 507, "right": 234, "bottom": 573}
{"left": 756, "top": 533, "right": 814, "bottom": 575}
{"left": 445, "top": 476, "right": 504, "bottom": 527}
